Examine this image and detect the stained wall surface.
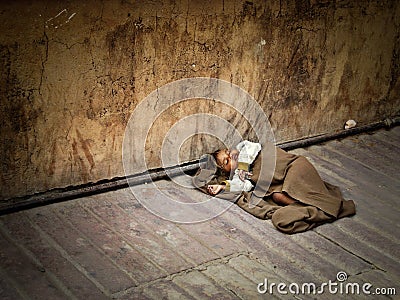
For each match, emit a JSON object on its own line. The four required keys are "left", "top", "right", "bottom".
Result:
{"left": 1, "top": 0, "right": 399, "bottom": 199}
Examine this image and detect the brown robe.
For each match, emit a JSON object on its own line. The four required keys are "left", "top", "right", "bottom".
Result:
{"left": 192, "top": 143, "right": 356, "bottom": 234}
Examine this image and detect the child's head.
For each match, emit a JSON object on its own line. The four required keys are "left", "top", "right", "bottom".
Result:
{"left": 212, "top": 148, "right": 239, "bottom": 174}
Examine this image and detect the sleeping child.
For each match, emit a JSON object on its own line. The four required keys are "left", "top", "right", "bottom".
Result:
{"left": 193, "top": 140, "right": 356, "bottom": 233}
{"left": 207, "top": 140, "right": 261, "bottom": 195}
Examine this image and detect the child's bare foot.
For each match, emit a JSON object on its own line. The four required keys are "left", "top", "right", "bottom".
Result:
{"left": 272, "top": 192, "right": 297, "bottom": 206}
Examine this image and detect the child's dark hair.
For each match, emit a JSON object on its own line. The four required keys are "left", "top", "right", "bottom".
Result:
{"left": 211, "top": 149, "right": 222, "bottom": 167}
{"left": 211, "top": 149, "right": 229, "bottom": 179}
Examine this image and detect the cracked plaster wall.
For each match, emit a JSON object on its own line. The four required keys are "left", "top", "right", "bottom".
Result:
{"left": 1, "top": 0, "right": 399, "bottom": 199}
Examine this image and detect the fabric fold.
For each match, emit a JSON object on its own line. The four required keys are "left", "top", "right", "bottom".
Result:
{"left": 192, "top": 144, "right": 356, "bottom": 234}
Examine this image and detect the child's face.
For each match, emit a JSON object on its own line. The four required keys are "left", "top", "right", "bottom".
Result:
{"left": 216, "top": 148, "right": 239, "bottom": 173}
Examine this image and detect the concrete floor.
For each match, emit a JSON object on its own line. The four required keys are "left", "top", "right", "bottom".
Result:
{"left": 0, "top": 127, "right": 399, "bottom": 299}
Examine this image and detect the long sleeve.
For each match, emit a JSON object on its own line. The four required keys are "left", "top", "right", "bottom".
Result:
{"left": 223, "top": 173, "right": 254, "bottom": 192}
{"left": 223, "top": 140, "right": 261, "bottom": 192}
{"left": 236, "top": 141, "right": 261, "bottom": 171}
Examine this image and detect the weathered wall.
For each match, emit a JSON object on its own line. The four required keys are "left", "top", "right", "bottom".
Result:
{"left": 1, "top": 0, "right": 399, "bottom": 199}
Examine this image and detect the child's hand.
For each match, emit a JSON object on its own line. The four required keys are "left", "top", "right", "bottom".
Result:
{"left": 207, "top": 184, "right": 225, "bottom": 195}
{"left": 238, "top": 169, "right": 252, "bottom": 182}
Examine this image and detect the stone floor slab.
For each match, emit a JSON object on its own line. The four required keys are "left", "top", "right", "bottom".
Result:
{"left": 0, "top": 128, "right": 399, "bottom": 299}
